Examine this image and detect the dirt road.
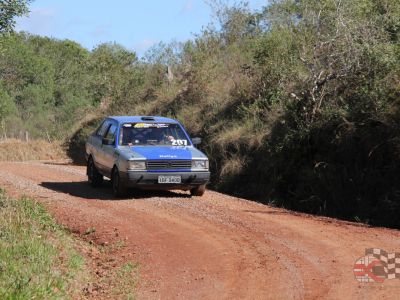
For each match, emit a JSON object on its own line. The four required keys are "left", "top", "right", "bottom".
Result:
{"left": 0, "top": 161, "right": 399, "bottom": 299}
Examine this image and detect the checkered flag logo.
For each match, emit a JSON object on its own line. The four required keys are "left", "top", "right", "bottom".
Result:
{"left": 365, "top": 248, "right": 400, "bottom": 280}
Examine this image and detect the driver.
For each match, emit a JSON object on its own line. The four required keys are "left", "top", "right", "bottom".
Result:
{"left": 163, "top": 134, "right": 175, "bottom": 144}
{"left": 152, "top": 128, "right": 175, "bottom": 144}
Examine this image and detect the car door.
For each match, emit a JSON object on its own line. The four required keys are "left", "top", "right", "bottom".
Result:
{"left": 93, "top": 120, "right": 111, "bottom": 173}
{"left": 101, "top": 122, "right": 118, "bottom": 176}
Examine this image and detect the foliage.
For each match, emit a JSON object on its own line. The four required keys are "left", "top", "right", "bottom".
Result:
{"left": 0, "top": 0, "right": 30, "bottom": 34}
{"left": 2, "top": 0, "right": 400, "bottom": 227}
{"left": 0, "top": 83, "right": 15, "bottom": 124}
{"left": 0, "top": 33, "right": 143, "bottom": 139}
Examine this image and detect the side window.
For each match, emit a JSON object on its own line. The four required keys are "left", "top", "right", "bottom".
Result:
{"left": 105, "top": 124, "right": 117, "bottom": 141}
{"left": 97, "top": 121, "right": 111, "bottom": 137}
{"left": 94, "top": 122, "right": 104, "bottom": 135}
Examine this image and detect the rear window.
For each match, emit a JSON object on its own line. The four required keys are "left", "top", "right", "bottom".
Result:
{"left": 119, "top": 123, "right": 189, "bottom": 146}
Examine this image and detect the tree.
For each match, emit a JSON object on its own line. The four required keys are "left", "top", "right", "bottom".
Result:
{"left": 0, "top": 83, "right": 16, "bottom": 123}
{"left": 88, "top": 43, "right": 140, "bottom": 108}
{"left": 0, "top": 0, "right": 31, "bottom": 33}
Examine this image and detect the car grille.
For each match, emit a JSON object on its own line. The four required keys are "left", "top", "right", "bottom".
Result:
{"left": 146, "top": 160, "right": 191, "bottom": 170}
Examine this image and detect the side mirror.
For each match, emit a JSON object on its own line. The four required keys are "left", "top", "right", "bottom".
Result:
{"left": 192, "top": 137, "right": 201, "bottom": 146}
{"left": 102, "top": 137, "right": 114, "bottom": 145}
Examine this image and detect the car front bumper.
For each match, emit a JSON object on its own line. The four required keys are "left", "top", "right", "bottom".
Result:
{"left": 120, "top": 171, "right": 210, "bottom": 190}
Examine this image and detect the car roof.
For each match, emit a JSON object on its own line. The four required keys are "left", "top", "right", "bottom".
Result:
{"left": 108, "top": 116, "right": 180, "bottom": 124}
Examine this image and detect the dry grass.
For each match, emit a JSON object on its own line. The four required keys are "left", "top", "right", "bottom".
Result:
{"left": 220, "top": 155, "right": 247, "bottom": 177}
{"left": 0, "top": 139, "right": 67, "bottom": 162}
{"left": 212, "top": 120, "right": 267, "bottom": 151}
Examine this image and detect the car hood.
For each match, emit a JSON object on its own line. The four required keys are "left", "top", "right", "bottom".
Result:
{"left": 128, "top": 146, "right": 207, "bottom": 160}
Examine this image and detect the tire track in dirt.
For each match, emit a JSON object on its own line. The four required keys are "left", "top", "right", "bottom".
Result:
{"left": 0, "top": 162, "right": 296, "bottom": 299}
{"left": 1, "top": 161, "right": 400, "bottom": 299}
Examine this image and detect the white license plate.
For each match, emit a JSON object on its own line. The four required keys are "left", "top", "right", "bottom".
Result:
{"left": 158, "top": 175, "right": 181, "bottom": 184}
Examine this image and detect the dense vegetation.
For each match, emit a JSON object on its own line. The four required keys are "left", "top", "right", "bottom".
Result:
{"left": 1, "top": 0, "right": 400, "bottom": 227}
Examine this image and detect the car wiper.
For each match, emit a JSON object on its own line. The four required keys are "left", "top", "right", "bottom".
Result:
{"left": 146, "top": 140, "right": 158, "bottom": 145}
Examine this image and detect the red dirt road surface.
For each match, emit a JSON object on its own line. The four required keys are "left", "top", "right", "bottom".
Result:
{"left": 0, "top": 161, "right": 400, "bottom": 299}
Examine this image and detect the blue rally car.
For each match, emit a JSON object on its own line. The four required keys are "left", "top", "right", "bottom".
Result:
{"left": 85, "top": 116, "right": 210, "bottom": 197}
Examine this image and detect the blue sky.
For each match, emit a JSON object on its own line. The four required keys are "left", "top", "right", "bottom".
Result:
{"left": 16, "top": 0, "right": 267, "bottom": 57}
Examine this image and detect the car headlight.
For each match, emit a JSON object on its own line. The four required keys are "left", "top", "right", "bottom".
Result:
{"left": 191, "top": 160, "right": 209, "bottom": 170}
{"left": 128, "top": 161, "right": 146, "bottom": 170}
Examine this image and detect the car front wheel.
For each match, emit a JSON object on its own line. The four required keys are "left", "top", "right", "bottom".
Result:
{"left": 112, "top": 167, "right": 127, "bottom": 197}
{"left": 190, "top": 184, "right": 206, "bottom": 196}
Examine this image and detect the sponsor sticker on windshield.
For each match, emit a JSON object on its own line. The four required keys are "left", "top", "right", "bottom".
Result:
{"left": 133, "top": 123, "right": 150, "bottom": 128}
{"left": 133, "top": 123, "right": 170, "bottom": 128}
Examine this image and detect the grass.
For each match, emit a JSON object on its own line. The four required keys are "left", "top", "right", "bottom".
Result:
{"left": 112, "top": 262, "right": 139, "bottom": 300}
{"left": 97, "top": 239, "right": 139, "bottom": 299}
{"left": 0, "top": 139, "right": 67, "bottom": 162}
{"left": 0, "top": 189, "right": 140, "bottom": 299}
{"left": 0, "top": 188, "right": 88, "bottom": 299}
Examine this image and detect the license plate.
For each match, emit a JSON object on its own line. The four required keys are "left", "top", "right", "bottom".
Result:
{"left": 158, "top": 175, "right": 181, "bottom": 184}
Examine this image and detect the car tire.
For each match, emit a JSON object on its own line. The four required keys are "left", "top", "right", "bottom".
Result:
{"left": 190, "top": 184, "right": 206, "bottom": 196}
{"left": 112, "top": 167, "right": 127, "bottom": 198}
{"left": 87, "top": 157, "right": 103, "bottom": 187}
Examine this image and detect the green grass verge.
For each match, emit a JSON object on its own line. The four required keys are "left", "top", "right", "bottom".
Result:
{"left": 0, "top": 188, "right": 87, "bottom": 299}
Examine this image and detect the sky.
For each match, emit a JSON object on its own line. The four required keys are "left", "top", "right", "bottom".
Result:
{"left": 15, "top": 0, "right": 267, "bottom": 57}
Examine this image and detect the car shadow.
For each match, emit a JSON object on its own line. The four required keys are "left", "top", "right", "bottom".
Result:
{"left": 43, "top": 161, "right": 73, "bottom": 166}
{"left": 40, "top": 181, "right": 192, "bottom": 200}
{"left": 242, "top": 210, "right": 288, "bottom": 215}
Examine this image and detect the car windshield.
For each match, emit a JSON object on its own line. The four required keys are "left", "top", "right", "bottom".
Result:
{"left": 119, "top": 123, "right": 190, "bottom": 146}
